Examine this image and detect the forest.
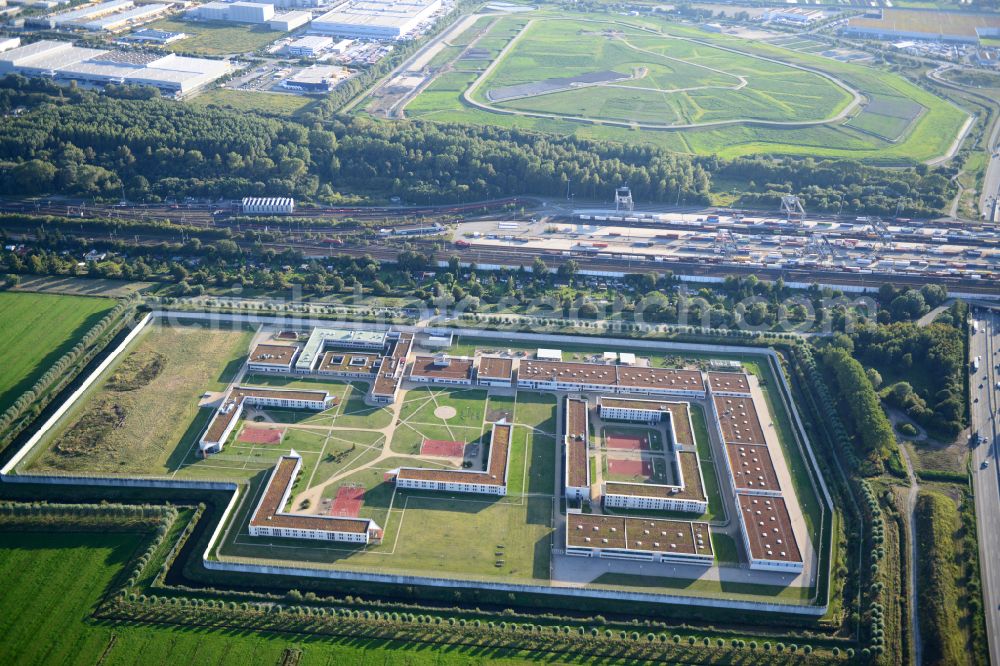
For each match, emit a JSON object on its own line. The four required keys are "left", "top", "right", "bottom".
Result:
{"left": 0, "top": 77, "right": 957, "bottom": 215}
{"left": 850, "top": 305, "right": 968, "bottom": 437}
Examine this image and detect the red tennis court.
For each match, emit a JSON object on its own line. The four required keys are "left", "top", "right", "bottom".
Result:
{"left": 238, "top": 427, "right": 284, "bottom": 445}
{"left": 607, "top": 458, "right": 652, "bottom": 478}
{"left": 605, "top": 431, "right": 649, "bottom": 451}
{"left": 330, "top": 485, "right": 364, "bottom": 518}
{"left": 421, "top": 439, "right": 465, "bottom": 457}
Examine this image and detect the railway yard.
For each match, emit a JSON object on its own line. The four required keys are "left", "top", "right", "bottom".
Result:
{"left": 7, "top": 196, "right": 998, "bottom": 297}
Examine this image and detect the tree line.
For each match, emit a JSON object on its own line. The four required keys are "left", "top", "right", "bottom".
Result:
{"left": 0, "top": 77, "right": 957, "bottom": 215}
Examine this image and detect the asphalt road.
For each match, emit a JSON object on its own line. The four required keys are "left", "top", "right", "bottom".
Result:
{"left": 970, "top": 309, "right": 1000, "bottom": 666}
{"left": 980, "top": 104, "right": 1000, "bottom": 222}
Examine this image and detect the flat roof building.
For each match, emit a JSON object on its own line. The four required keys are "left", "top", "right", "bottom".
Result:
{"left": 516, "top": 360, "right": 706, "bottom": 398}
{"left": 249, "top": 451, "right": 383, "bottom": 544}
{"left": 287, "top": 34, "right": 332, "bottom": 56}
{"left": 736, "top": 494, "right": 803, "bottom": 571}
{"left": 312, "top": 0, "right": 441, "bottom": 40}
{"left": 393, "top": 421, "right": 511, "bottom": 495}
{"left": 409, "top": 354, "right": 474, "bottom": 385}
{"left": 247, "top": 343, "right": 299, "bottom": 373}
{"left": 199, "top": 386, "right": 332, "bottom": 453}
{"left": 476, "top": 355, "right": 513, "bottom": 387}
{"left": 713, "top": 395, "right": 766, "bottom": 446}
{"left": 706, "top": 371, "right": 752, "bottom": 396}
{"left": 564, "top": 397, "right": 590, "bottom": 501}
{"left": 565, "top": 513, "right": 713, "bottom": 565}
{"left": 725, "top": 444, "right": 781, "bottom": 496}
{"left": 0, "top": 41, "right": 231, "bottom": 96}
{"left": 269, "top": 9, "right": 309, "bottom": 31}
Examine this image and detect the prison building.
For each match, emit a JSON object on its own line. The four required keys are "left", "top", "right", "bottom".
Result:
{"left": 247, "top": 343, "right": 299, "bottom": 373}
{"left": 294, "top": 327, "right": 387, "bottom": 372}
{"left": 736, "top": 494, "right": 803, "bottom": 572}
{"left": 706, "top": 371, "right": 752, "bottom": 397}
{"left": 516, "top": 360, "right": 705, "bottom": 398}
{"left": 724, "top": 444, "right": 782, "bottom": 497}
{"left": 602, "top": 451, "right": 708, "bottom": 513}
{"left": 564, "top": 397, "right": 590, "bottom": 501}
{"left": 315, "top": 351, "right": 379, "bottom": 379}
{"left": 249, "top": 451, "right": 383, "bottom": 544}
{"left": 565, "top": 513, "right": 713, "bottom": 566}
{"left": 711, "top": 395, "right": 767, "bottom": 447}
{"left": 616, "top": 366, "right": 706, "bottom": 398}
{"left": 199, "top": 387, "right": 332, "bottom": 453}
{"left": 476, "top": 355, "right": 513, "bottom": 387}
{"left": 597, "top": 396, "right": 673, "bottom": 424}
{"left": 408, "top": 354, "right": 474, "bottom": 386}
{"left": 368, "top": 332, "right": 411, "bottom": 405}
{"left": 392, "top": 422, "right": 511, "bottom": 495}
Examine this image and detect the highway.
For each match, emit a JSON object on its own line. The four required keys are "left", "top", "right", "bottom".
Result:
{"left": 970, "top": 308, "right": 1000, "bottom": 666}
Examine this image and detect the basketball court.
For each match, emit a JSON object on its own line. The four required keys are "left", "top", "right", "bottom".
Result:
{"left": 420, "top": 439, "right": 466, "bottom": 457}
{"left": 607, "top": 457, "right": 653, "bottom": 480}
{"left": 604, "top": 430, "right": 649, "bottom": 451}
{"left": 330, "top": 485, "right": 364, "bottom": 518}
{"left": 238, "top": 427, "right": 284, "bottom": 445}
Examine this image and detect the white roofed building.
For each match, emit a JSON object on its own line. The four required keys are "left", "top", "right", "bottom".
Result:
{"left": 312, "top": 0, "right": 441, "bottom": 40}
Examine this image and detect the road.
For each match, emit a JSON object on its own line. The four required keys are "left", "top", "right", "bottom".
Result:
{"left": 980, "top": 99, "right": 1000, "bottom": 222}
{"left": 970, "top": 308, "right": 1000, "bottom": 666}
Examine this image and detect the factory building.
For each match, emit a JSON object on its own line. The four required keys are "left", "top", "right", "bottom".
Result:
{"left": 287, "top": 35, "right": 332, "bottom": 56}
{"left": 79, "top": 3, "right": 172, "bottom": 32}
{"left": 312, "top": 0, "right": 441, "bottom": 40}
{"left": 190, "top": 1, "right": 274, "bottom": 24}
{"left": 268, "top": 9, "right": 309, "bottom": 31}
{"left": 0, "top": 40, "right": 231, "bottom": 96}
{"left": 35, "top": 0, "right": 132, "bottom": 28}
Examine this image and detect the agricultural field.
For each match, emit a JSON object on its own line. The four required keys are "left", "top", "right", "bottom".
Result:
{"left": 0, "top": 291, "right": 116, "bottom": 414}
{"left": 0, "top": 530, "right": 548, "bottom": 665}
{"left": 395, "top": 11, "right": 969, "bottom": 162}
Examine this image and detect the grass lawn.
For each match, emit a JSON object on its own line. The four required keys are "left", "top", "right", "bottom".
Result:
{"left": 711, "top": 532, "right": 739, "bottom": 564}
{"left": 26, "top": 321, "right": 253, "bottom": 476}
{"left": 224, "top": 482, "right": 554, "bottom": 582}
{"left": 190, "top": 89, "right": 318, "bottom": 117}
{"left": 507, "top": 426, "right": 557, "bottom": 496}
{"left": 0, "top": 530, "right": 552, "bottom": 665}
{"left": 0, "top": 291, "right": 116, "bottom": 414}
{"left": 513, "top": 392, "right": 558, "bottom": 433}
{"left": 592, "top": 571, "right": 814, "bottom": 602}
{"left": 147, "top": 19, "right": 286, "bottom": 55}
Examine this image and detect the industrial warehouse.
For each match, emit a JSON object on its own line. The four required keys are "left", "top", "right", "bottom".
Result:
{"left": 0, "top": 39, "right": 231, "bottom": 95}
{"left": 312, "top": 0, "right": 442, "bottom": 39}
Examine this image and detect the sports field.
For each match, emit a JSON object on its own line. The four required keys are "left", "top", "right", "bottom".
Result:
{"left": 0, "top": 530, "right": 547, "bottom": 665}
{"left": 398, "top": 11, "right": 969, "bottom": 162}
{"left": 0, "top": 292, "right": 116, "bottom": 414}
